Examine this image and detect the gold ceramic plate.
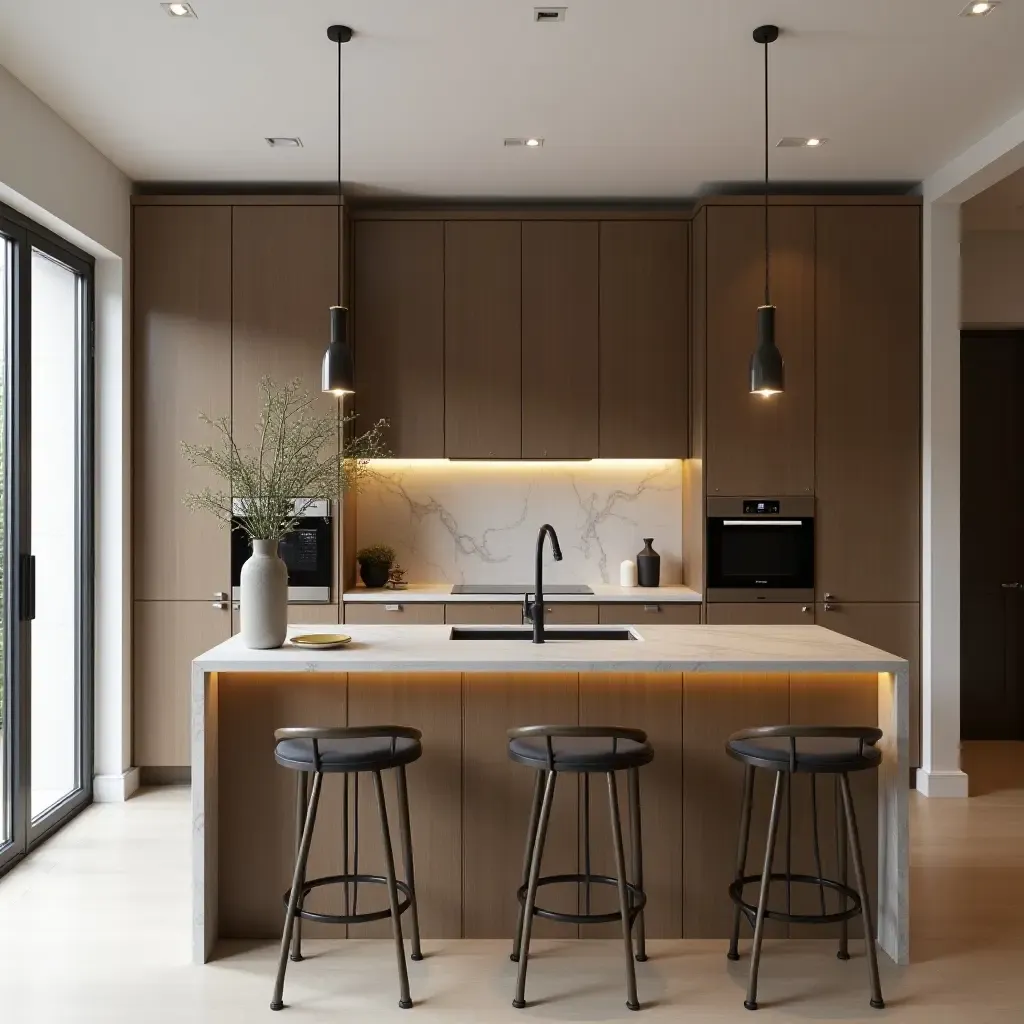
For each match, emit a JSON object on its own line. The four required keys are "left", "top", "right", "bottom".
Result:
{"left": 290, "top": 633, "right": 353, "bottom": 650}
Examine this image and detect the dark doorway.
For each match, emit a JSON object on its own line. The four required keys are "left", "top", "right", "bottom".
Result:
{"left": 961, "top": 330, "right": 1024, "bottom": 740}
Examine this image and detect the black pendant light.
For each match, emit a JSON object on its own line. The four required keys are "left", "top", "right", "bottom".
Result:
{"left": 322, "top": 25, "right": 355, "bottom": 397}
{"left": 749, "top": 25, "right": 784, "bottom": 398}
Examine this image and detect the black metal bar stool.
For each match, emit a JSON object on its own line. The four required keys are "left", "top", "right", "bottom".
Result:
{"left": 725, "top": 725, "right": 885, "bottom": 1012}
{"left": 269, "top": 725, "right": 423, "bottom": 1012}
{"left": 507, "top": 725, "right": 653, "bottom": 1012}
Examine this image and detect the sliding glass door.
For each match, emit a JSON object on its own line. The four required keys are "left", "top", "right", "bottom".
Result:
{"left": 0, "top": 205, "right": 94, "bottom": 876}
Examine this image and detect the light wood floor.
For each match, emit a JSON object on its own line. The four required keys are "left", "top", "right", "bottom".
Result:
{"left": 1, "top": 742, "right": 1022, "bottom": 1023}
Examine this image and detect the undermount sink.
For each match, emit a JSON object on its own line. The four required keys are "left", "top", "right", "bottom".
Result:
{"left": 449, "top": 627, "right": 639, "bottom": 641}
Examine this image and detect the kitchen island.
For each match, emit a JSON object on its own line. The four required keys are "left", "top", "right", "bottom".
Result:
{"left": 192, "top": 623, "right": 908, "bottom": 966}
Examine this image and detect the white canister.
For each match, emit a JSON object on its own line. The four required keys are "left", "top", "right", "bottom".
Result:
{"left": 239, "top": 538, "right": 289, "bottom": 649}
{"left": 620, "top": 559, "right": 638, "bottom": 588}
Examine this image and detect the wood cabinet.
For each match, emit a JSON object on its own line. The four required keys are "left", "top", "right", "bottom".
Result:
{"left": 534, "top": 603, "right": 600, "bottom": 625}
{"left": 815, "top": 206, "right": 921, "bottom": 603}
{"left": 353, "top": 221, "right": 444, "bottom": 456}
{"left": 521, "top": 222, "right": 600, "bottom": 458}
{"left": 704, "top": 205, "right": 816, "bottom": 496}
{"left": 132, "top": 205, "right": 232, "bottom": 601}
{"left": 444, "top": 603, "right": 522, "bottom": 625}
{"left": 133, "top": 601, "right": 231, "bottom": 765}
{"left": 598, "top": 222, "right": 689, "bottom": 456}
{"left": 444, "top": 222, "right": 522, "bottom": 457}
{"left": 599, "top": 603, "right": 701, "bottom": 625}
{"left": 343, "top": 602, "right": 445, "bottom": 625}
{"left": 705, "top": 602, "right": 813, "bottom": 625}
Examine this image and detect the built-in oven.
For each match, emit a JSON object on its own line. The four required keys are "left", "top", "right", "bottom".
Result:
{"left": 706, "top": 497, "right": 814, "bottom": 603}
{"left": 231, "top": 499, "right": 333, "bottom": 603}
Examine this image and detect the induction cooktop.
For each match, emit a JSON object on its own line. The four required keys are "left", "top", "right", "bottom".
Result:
{"left": 451, "top": 584, "right": 594, "bottom": 595}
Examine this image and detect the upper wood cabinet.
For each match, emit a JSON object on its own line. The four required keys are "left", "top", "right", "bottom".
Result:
{"left": 521, "top": 222, "right": 600, "bottom": 458}
{"left": 354, "top": 220, "right": 445, "bottom": 456}
{"left": 599, "top": 222, "right": 689, "bottom": 457}
{"left": 444, "top": 222, "right": 522, "bottom": 458}
{"left": 133, "top": 205, "right": 232, "bottom": 601}
{"left": 231, "top": 206, "right": 339, "bottom": 445}
{"left": 703, "top": 205, "right": 816, "bottom": 496}
{"left": 815, "top": 206, "right": 921, "bottom": 603}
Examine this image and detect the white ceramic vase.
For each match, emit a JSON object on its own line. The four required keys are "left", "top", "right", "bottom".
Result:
{"left": 239, "top": 539, "right": 288, "bottom": 649}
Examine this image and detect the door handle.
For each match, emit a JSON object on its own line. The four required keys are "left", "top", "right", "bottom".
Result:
{"left": 212, "top": 590, "right": 229, "bottom": 610}
{"left": 20, "top": 554, "right": 36, "bottom": 621}
{"left": 1001, "top": 582, "right": 1022, "bottom": 589}
{"left": 823, "top": 603, "right": 835, "bottom": 612}
{"left": 801, "top": 606, "right": 810, "bottom": 613}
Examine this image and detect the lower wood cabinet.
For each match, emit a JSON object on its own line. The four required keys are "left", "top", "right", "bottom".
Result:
{"left": 599, "top": 603, "right": 701, "bottom": 625}
{"left": 705, "top": 603, "right": 814, "bottom": 625}
{"left": 134, "top": 601, "right": 231, "bottom": 767}
{"left": 535, "top": 603, "right": 599, "bottom": 625}
{"left": 343, "top": 602, "right": 445, "bottom": 625}
{"left": 444, "top": 603, "right": 522, "bottom": 626}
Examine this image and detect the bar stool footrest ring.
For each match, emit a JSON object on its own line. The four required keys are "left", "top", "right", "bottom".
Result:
{"left": 729, "top": 873, "right": 862, "bottom": 926}
{"left": 517, "top": 873, "right": 647, "bottom": 927}
{"left": 284, "top": 873, "right": 412, "bottom": 926}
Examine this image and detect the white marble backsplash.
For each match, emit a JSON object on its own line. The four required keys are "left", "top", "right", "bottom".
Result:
{"left": 355, "top": 460, "right": 683, "bottom": 585}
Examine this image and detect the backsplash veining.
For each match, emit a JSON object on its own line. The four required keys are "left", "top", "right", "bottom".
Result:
{"left": 355, "top": 460, "right": 683, "bottom": 585}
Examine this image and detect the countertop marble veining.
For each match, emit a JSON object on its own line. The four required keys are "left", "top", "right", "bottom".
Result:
{"left": 342, "top": 583, "right": 703, "bottom": 603}
{"left": 193, "top": 623, "right": 906, "bottom": 675}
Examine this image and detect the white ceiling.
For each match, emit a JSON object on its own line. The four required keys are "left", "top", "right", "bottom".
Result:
{"left": 2, "top": 1, "right": 1024, "bottom": 198}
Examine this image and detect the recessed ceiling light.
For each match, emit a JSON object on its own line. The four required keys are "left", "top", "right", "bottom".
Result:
{"left": 265, "top": 137, "right": 303, "bottom": 148}
{"left": 161, "top": 2, "right": 197, "bottom": 17}
{"left": 777, "top": 136, "right": 829, "bottom": 148}
{"left": 534, "top": 7, "right": 567, "bottom": 22}
{"left": 960, "top": 1, "right": 999, "bottom": 15}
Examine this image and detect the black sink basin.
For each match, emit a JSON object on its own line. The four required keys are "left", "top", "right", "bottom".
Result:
{"left": 449, "top": 627, "right": 638, "bottom": 641}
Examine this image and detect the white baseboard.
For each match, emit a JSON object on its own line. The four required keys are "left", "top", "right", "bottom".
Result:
{"left": 93, "top": 767, "right": 141, "bottom": 802}
{"left": 915, "top": 767, "right": 969, "bottom": 798}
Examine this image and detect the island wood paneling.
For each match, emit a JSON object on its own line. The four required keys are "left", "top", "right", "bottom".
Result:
{"left": 462, "top": 672, "right": 580, "bottom": 938}
{"left": 348, "top": 673, "right": 463, "bottom": 938}
{"left": 217, "top": 672, "right": 349, "bottom": 939}
{"left": 681, "top": 672, "right": 790, "bottom": 938}
{"left": 444, "top": 222, "right": 522, "bottom": 458}
{"left": 521, "top": 222, "right": 600, "bottom": 458}
{"left": 579, "top": 672, "right": 684, "bottom": 938}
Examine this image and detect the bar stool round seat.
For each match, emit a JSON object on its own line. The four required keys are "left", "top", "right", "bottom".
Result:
{"left": 269, "top": 725, "right": 424, "bottom": 1014}
{"left": 726, "top": 734, "right": 881, "bottom": 774}
{"left": 275, "top": 735, "right": 422, "bottom": 773}
{"left": 508, "top": 734, "right": 654, "bottom": 772}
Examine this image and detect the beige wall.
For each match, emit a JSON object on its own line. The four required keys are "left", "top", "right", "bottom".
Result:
{"left": 962, "top": 230, "right": 1024, "bottom": 326}
{"left": 0, "top": 62, "right": 135, "bottom": 798}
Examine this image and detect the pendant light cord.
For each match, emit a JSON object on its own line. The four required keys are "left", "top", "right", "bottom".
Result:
{"left": 763, "top": 35, "right": 770, "bottom": 307}
{"left": 336, "top": 35, "right": 343, "bottom": 307}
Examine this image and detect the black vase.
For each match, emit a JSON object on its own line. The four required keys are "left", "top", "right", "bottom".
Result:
{"left": 636, "top": 538, "right": 660, "bottom": 587}
{"left": 359, "top": 561, "right": 391, "bottom": 589}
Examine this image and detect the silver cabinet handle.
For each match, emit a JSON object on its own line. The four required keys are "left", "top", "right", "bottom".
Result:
{"left": 643, "top": 604, "right": 660, "bottom": 612}
{"left": 801, "top": 606, "right": 810, "bottom": 613}
{"left": 824, "top": 592, "right": 835, "bottom": 600}
{"left": 212, "top": 591, "right": 229, "bottom": 610}
{"left": 823, "top": 603, "right": 834, "bottom": 612}
{"left": 385, "top": 604, "right": 402, "bottom": 611}
{"left": 1001, "top": 582, "right": 1022, "bottom": 589}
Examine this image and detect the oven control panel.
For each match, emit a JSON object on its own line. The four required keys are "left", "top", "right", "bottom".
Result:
{"left": 743, "top": 499, "right": 780, "bottom": 515}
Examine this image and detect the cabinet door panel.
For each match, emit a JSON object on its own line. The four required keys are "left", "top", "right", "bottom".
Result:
{"left": 343, "top": 603, "right": 445, "bottom": 625}
{"left": 705, "top": 602, "right": 813, "bottom": 625}
{"left": 815, "top": 206, "right": 920, "bottom": 603}
{"left": 533, "top": 604, "right": 600, "bottom": 625}
{"left": 354, "top": 221, "right": 444, "bottom": 456}
{"left": 134, "top": 601, "right": 231, "bottom": 766}
{"left": 599, "top": 603, "right": 701, "bottom": 625}
{"left": 599, "top": 222, "right": 689, "bottom": 456}
{"left": 133, "top": 206, "right": 232, "bottom": 600}
{"left": 445, "top": 222, "right": 522, "bottom": 457}
{"left": 521, "top": 222, "right": 599, "bottom": 458}
{"left": 705, "top": 205, "right": 815, "bottom": 496}
{"left": 444, "top": 603, "right": 522, "bottom": 625}
{"left": 816, "top": 601, "right": 921, "bottom": 766}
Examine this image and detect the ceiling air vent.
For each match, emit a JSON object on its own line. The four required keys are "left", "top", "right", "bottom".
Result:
{"left": 534, "top": 7, "right": 567, "bottom": 22}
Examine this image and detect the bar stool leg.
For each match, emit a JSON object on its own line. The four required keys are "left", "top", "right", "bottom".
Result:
{"left": 510, "top": 770, "right": 545, "bottom": 963}
{"left": 838, "top": 773, "right": 885, "bottom": 1010}
{"left": 744, "top": 770, "right": 785, "bottom": 1012}
{"left": 513, "top": 769, "right": 558, "bottom": 1009}
{"left": 373, "top": 770, "right": 413, "bottom": 1009}
{"left": 271, "top": 771, "right": 323, "bottom": 1011}
{"left": 608, "top": 771, "right": 641, "bottom": 1011}
{"left": 289, "top": 771, "right": 309, "bottom": 963}
{"left": 728, "top": 764, "right": 756, "bottom": 961}
{"left": 836, "top": 775, "right": 850, "bottom": 961}
{"left": 396, "top": 764, "right": 424, "bottom": 961}
{"left": 628, "top": 767, "right": 647, "bottom": 963}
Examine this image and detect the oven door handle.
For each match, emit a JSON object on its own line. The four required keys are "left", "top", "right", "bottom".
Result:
{"left": 721, "top": 519, "right": 805, "bottom": 526}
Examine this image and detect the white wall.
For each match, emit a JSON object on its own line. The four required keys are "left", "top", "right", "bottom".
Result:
{"left": 961, "top": 230, "right": 1024, "bottom": 326}
{"left": 0, "top": 63, "right": 135, "bottom": 800}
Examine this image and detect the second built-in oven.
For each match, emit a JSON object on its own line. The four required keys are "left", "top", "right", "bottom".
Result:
{"left": 706, "top": 496, "right": 814, "bottom": 603}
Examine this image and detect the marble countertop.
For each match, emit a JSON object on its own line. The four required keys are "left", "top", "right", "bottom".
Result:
{"left": 193, "top": 623, "right": 906, "bottom": 675}
{"left": 342, "top": 583, "right": 703, "bottom": 603}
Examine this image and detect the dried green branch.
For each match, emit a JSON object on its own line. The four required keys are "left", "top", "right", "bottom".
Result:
{"left": 182, "top": 377, "right": 389, "bottom": 541}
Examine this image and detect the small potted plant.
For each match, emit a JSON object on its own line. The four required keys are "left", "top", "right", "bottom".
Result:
{"left": 182, "top": 377, "right": 388, "bottom": 649}
{"left": 356, "top": 544, "right": 396, "bottom": 589}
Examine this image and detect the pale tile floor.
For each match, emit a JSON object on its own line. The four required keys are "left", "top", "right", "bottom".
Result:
{"left": 1, "top": 743, "right": 1022, "bottom": 1023}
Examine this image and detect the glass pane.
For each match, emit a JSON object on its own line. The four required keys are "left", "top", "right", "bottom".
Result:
{"left": 29, "top": 249, "right": 81, "bottom": 820}
{"left": 0, "top": 237, "right": 9, "bottom": 844}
